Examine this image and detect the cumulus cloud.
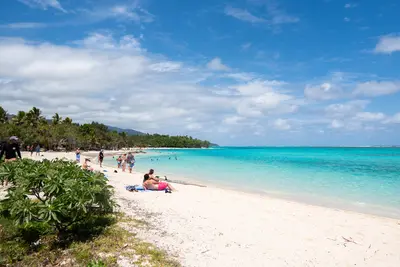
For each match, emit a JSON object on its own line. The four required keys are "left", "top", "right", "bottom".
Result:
{"left": 374, "top": 35, "right": 400, "bottom": 54}
{"left": 325, "top": 100, "right": 370, "bottom": 118}
{"left": 353, "top": 81, "right": 400, "bottom": 97}
{"left": 383, "top": 113, "right": 400, "bottom": 124}
{"left": 304, "top": 82, "right": 342, "bottom": 100}
{"left": 224, "top": 72, "right": 255, "bottom": 81}
{"left": 274, "top": 119, "right": 291, "bottom": 130}
{"left": 354, "top": 112, "right": 385, "bottom": 122}
{"left": 207, "top": 57, "right": 230, "bottom": 71}
{"left": 18, "top": 0, "right": 67, "bottom": 12}
{"left": 0, "top": 34, "right": 233, "bottom": 135}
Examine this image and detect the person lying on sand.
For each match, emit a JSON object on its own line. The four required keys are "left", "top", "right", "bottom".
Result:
{"left": 143, "top": 174, "right": 176, "bottom": 192}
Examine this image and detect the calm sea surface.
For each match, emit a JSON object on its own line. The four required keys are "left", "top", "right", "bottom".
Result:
{"left": 105, "top": 147, "right": 400, "bottom": 218}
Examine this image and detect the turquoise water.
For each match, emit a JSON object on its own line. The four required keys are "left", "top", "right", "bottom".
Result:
{"left": 105, "top": 147, "right": 400, "bottom": 218}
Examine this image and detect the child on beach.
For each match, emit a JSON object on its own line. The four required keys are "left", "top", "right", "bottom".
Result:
{"left": 121, "top": 154, "right": 127, "bottom": 172}
{"left": 117, "top": 156, "right": 122, "bottom": 168}
{"left": 75, "top": 148, "right": 81, "bottom": 163}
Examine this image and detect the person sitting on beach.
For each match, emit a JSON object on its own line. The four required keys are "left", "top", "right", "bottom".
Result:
{"left": 145, "top": 169, "right": 159, "bottom": 182}
{"left": 0, "top": 136, "right": 22, "bottom": 186}
{"left": 82, "top": 159, "right": 94, "bottom": 172}
{"left": 143, "top": 174, "right": 175, "bottom": 191}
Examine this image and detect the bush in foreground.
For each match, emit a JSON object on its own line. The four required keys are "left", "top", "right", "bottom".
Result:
{"left": 0, "top": 159, "right": 116, "bottom": 263}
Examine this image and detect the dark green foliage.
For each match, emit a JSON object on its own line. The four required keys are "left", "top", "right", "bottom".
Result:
{"left": 0, "top": 159, "right": 116, "bottom": 233}
{"left": 0, "top": 106, "right": 212, "bottom": 150}
{"left": 0, "top": 159, "right": 117, "bottom": 265}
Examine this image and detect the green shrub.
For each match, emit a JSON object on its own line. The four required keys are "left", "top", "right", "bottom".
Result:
{"left": 0, "top": 159, "right": 116, "bottom": 238}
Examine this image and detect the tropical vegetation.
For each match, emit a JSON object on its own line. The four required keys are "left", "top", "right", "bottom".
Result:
{"left": 0, "top": 106, "right": 211, "bottom": 150}
{"left": 0, "top": 159, "right": 179, "bottom": 266}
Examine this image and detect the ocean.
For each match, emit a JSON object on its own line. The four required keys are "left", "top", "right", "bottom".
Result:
{"left": 105, "top": 147, "right": 400, "bottom": 218}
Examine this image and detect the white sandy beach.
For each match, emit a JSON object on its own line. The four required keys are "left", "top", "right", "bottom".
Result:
{"left": 13, "top": 151, "right": 400, "bottom": 267}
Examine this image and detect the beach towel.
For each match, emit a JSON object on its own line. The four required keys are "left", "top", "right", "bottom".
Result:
{"left": 126, "top": 185, "right": 147, "bottom": 192}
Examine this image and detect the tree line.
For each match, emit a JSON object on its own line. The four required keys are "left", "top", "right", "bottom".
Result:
{"left": 0, "top": 106, "right": 211, "bottom": 150}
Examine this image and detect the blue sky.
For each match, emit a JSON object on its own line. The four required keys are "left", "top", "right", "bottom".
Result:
{"left": 0, "top": 0, "right": 400, "bottom": 146}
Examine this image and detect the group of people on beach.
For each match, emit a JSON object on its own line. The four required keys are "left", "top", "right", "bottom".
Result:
{"left": 115, "top": 153, "right": 135, "bottom": 173}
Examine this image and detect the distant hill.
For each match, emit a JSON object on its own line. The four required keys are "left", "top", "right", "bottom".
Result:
{"left": 106, "top": 125, "right": 145, "bottom": 136}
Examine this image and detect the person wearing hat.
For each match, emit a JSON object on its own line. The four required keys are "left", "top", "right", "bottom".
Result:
{"left": 0, "top": 136, "right": 22, "bottom": 186}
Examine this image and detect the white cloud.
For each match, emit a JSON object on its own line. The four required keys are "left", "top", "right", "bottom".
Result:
{"left": 344, "top": 17, "right": 351, "bottom": 22}
{"left": 241, "top": 42, "right": 252, "bottom": 50}
{"left": 224, "top": 6, "right": 266, "bottom": 23}
{"left": 274, "top": 119, "right": 291, "bottom": 130}
{"left": 207, "top": 58, "right": 230, "bottom": 71}
{"left": 330, "top": 119, "right": 344, "bottom": 129}
{"left": 0, "top": 22, "right": 46, "bottom": 29}
{"left": 84, "top": 4, "right": 154, "bottom": 24}
{"left": 223, "top": 116, "right": 245, "bottom": 125}
{"left": 344, "top": 3, "right": 358, "bottom": 8}
{"left": 383, "top": 113, "right": 400, "bottom": 124}
{"left": 224, "top": 5, "right": 298, "bottom": 25}
{"left": 374, "top": 35, "right": 400, "bottom": 54}
{"left": 325, "top": 100, "right": 370, "bottom": 118}
{"left": 232, "top": 80, "right": 297, "bottom": 117}
{"left": 353, "top": 81, "right": 400, "bottom": 97}
{"left": 304, "top": 82, "right": 342, "bottom": 100}
{"left": 18, "top": 0, "right": 67, "bottom": 12}
{"left": 354, "top": 112, "right": 385, "bottom": 122}
{"left": 1, "top": 34, "right": 279, "bottom": 141}
{"left": 80, "top": 33, "right": 143, "bottom": 52}
{"left": 224, "top": 72, "right": 255, "bottom": 81}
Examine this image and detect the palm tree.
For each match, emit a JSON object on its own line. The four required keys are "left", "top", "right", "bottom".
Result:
{"left": 52, "top": 113, "right": 62, "bottom": 125}
{"left": 12, "top": 111, "right": 26, "bottom": 126}
{"left": 26, "top": 107, "right": 42, "bottom": 126}
{"left": 0, "top": 106, "right": 7, "bottom": 123}
{"left": 63, "top": 117, "right": 72, "bottom": 124}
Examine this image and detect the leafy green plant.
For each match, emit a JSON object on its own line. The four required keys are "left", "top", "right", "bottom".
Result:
{"left": 87, "top": 259, "right": 107, "bottom": 267}
{"left": 0, "top": 159, "right": 116, "bottom": 238}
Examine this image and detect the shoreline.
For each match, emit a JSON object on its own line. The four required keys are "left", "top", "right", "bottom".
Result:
{"left": 102, "top": 153, "right": 400, "bottom": 220}
{"left": 9, "top": 151, "right": 400, "bottom": 267}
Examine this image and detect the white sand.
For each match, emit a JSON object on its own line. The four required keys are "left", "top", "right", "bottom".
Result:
{"left": 19, "top": 152, "right": 400, "bottom": 266}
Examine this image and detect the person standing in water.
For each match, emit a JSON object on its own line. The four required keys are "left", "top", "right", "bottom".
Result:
{"left": 0, "top": 136, "right": 22, "bottom": 186}
{"left": 121, "top": 154, "right": 127, "bottom": 172}
{"left": 117, "top": 156, "right": 122, "bottom": 168}
{"left": 127, "top": 152, "right": 135, "bottom": 173}
{"left": 75, "top": 148, "right": 81, "bottom": 163}
{"left": 98, "top": 149, "right": 104, "bottom": 167}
